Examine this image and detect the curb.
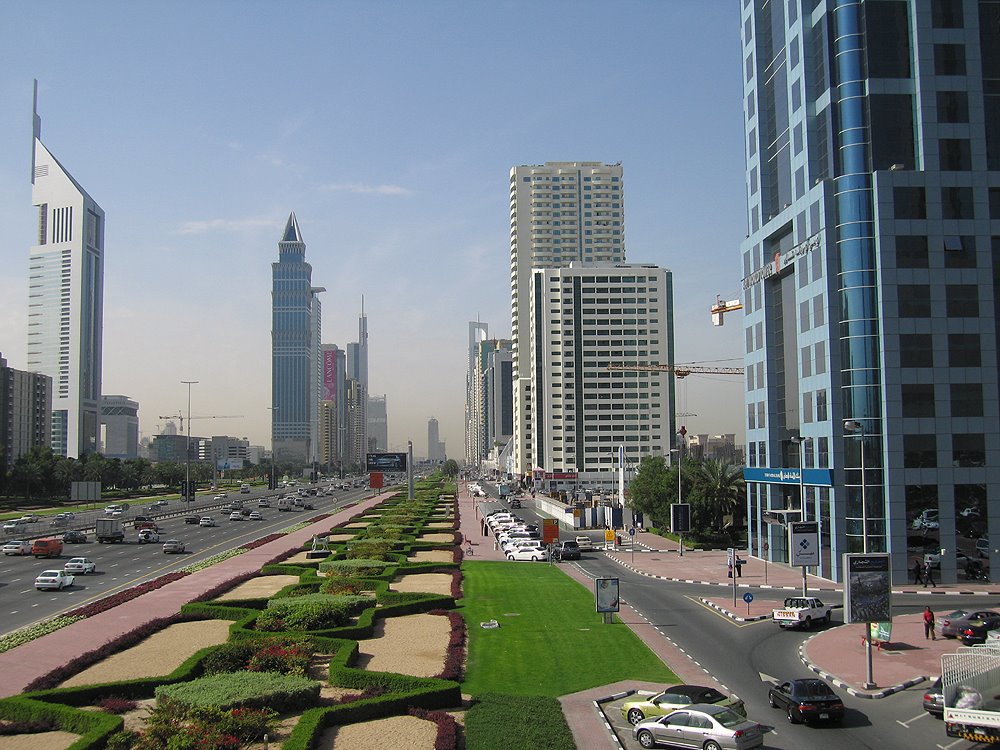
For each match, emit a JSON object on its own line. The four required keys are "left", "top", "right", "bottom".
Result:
{"left": 698, "top": 598, "right": 770, "bottom": 622}
{"left": 797, "top": 633, "right": 929, "bottom": 699}
{"left": 593, "top": 690, "right": 636, "bottom": 750}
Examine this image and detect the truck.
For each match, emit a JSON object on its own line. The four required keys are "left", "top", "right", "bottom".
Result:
{"left": 771, "top": 596, "right": 833, "bottom": 629}
{"left": 277, "top": 497, "right": 293, "bottom": 512}
{"left": 498, "top": 482, "right": 511, "bottom": 499}
{"left": 95, "top": 518, "right": 125, "bottom": 544}
{"left": 240, "top": 483, "right": 251, "bottom": 494}
{"left": 943, "top": 644, "right": 1000, "bottom": 743}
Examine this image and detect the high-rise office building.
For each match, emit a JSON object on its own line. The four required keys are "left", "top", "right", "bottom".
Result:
{"left": 271, "top": 213, "right": 324, "bottom": 466}
{"left": 465, "top": 322, "right": 489, "bottom": 467}
{"left": 0, "top": 352, "right": 52, "bottom": 471}
{"left": 740, "top": 0, "right": 1000, "bottom": 583}
{"left": 346, "top": 302, "right": 369, "bottom": 458}
{"left": 28, "top": 82, "right": 104, "bottom": 458}
{"left": 509, "top": 162, "right": 625, "bottom": 476}
{"left": 465, "top": 334, "right": 514, "bottom": 474}
{"left": 367, "top": 395, "right": 388, "bottom": 451}
{"left": 427, "top": 417, "right": 445, "bottom": 463}
{"left": 100, "top": 395, "right": 139, "bottom": 459}
{"left": 345, "top": 378, "right": 367, "bottom": 470}
{"left": 319, "top": 344, "right": 346, "bottom": 471}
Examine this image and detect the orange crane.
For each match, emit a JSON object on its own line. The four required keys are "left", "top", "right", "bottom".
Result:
{"left": 711, "top": 294, "right": 743, "bottom": 327}
{"left": 606, "top": 363, "right": 744, "bottom": 378}
{"left": 158, "top": 413, "right": 244, "bottom": 432}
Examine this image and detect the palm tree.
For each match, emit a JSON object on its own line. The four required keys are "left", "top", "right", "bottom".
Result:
{"left": 698, "top": 459, "right": 745, "bottom": 531}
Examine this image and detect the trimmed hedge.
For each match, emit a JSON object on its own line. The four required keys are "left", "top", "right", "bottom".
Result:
{"left": 155, "top": 671, "right": 320, "bottom": 712}
{"left": 0, "top": 696, "right": 122, "bottom": 750}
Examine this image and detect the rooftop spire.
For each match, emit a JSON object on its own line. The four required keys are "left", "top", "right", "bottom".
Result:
{"left": 281, "top": 212, "right": 303, "bottom": 243}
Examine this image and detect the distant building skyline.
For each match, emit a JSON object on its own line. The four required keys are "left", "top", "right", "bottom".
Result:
{"left": 0, "top": 351, "right": 52, "bottom": 470}
{"left": 100, "top": 394, "right": 138, "bottom": 459}
{"left": 27, "top": 81, "right": 104, "bottom": 459}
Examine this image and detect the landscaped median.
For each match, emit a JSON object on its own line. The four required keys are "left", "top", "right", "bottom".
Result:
{"left": 0, "top": 478, "right": 680, "bottom": 749}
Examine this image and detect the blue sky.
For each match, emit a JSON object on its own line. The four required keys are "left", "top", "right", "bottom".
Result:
{"left": 0, "top": 1, "right": 748, "bottom": 457}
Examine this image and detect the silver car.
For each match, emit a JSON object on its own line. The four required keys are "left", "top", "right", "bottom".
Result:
{"left": 633, "top": 704, "right": 763, "bottom": 750}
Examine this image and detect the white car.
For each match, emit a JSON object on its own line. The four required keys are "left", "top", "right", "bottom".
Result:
{"left": 229, "top": 511, "right": 243, "bottom": 521}
{"left": 2, "top": 540, "right": 31, "bottom": 556}
{"left": 199, "top": 517, "right": 216, "bottom": 527}
{"left": 162, "top": 539, "right": 186, "bottom": 554}
{"left": 575, "top": 536, "right": 595, "bottom": 551}
{"left": 2, "top": 520, "right": 27, "bottom": 533}
{"left": 63, "top": 557, "right": 97, "bottom": 575}
{"left": 104, "top": 505, "right": 124, "bottom": 515}
{"left": 213, "top": 494, "right": 226, "bottom": 501}
{"left": 137, "top": 530, "right": 160, "bottom": 543}
{"left": 248, "top": 511, "right": 262, "bottom": 521}
{"left": 503, "top": 538, "right": 542, "bottom": 553}
{"left": 35, "top": 569, "right": 75, "bottom": 590}
{"left": 506, "top": 544, "right": 549, "bottom": 562}
{"left": 258, "top": 499, "right": 270, "bottom": 507}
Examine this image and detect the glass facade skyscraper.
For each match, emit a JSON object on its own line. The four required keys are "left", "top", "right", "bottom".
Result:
{"left": 741, "top": 0, "right": 1000, "bottom": 583}
{"left": 271, "top": 213, "right": 323, "bottom": 466}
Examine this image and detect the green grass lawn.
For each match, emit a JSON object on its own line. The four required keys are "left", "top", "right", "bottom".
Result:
{"left": 459, "top": 561, "right": 677, "bottom": 697}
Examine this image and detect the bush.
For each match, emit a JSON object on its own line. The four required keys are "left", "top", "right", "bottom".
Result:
{"left": 319, "top": 559, "right": 391, "bottom": 577}
{"left": 345, "top": 539, "right": 394, "bottom": 560}
{"left": 0, "top": 717, "right": 57, "bottom": 735}
{"left": 319, "top": 577, "right": 370, "bottom": 596}
{"left": 203, "top": 637, "right": 314, "bottom": 676}
{"left": 130, "top": 698, "right": 278, "bottom": 750}
{"left": 96, "top": 696, "right": 139, "bottom": 714}
{"left": 155, "top": 673, "right": 319, "bottom": 713}
{"left": 257, "top": 594, "right": 374, "bottom": 632}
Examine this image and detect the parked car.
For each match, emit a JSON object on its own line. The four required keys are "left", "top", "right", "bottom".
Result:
{"left": 959, "top": 614, "right": 1000, "bottom": 645}
{"left": 923, "top": 676, "right": 944, "bottom": 718}
{"left": 2, "top": 540, "right": 31, "bottom": 556}
{"left": 35, "top": 569, "right": 75, "bottom": 590}
{"left": 633, "top": 705, "right": 763, "bottom": 750}
{"left": 622, "top": 685, "right": 746, "bottom": 725}
{"left": 575, "top": 535, "right": 595, "bottom": 552}
{"left": 248, "top": 511, "right": 262, "bottom": 521}
{"left": 551, "top": 540, "right": 582, "bottom": 561}
{"left": 137, "top": 529, "right": 160, "bottom": 543}
{"left": 62, "top": 530, "right": 87, "bottom": 544}
{"left": 162, "top": 539, "right": 186, "bottom": 554}
{"left": 938, "top": 609, "right": 973, "bottom": 638}
{"left": 63, "top": 557, "right": 97, "bottom": 575}
{"left": 767, "top": 678, "right": 845, "bottom": 724}
{"left": 506, "top": 543, "right": 549, "bottom": 562}
{"left": 199, "top": 517, "right": 216, "bottom": 527}
{"left": 942, "top": 610, "right": 1000, "bottom": 639}
{"left": 977, "top": 537, "right": 990, "bottom": 558}
{"left": 184, "top": 515, "right": 200, "bottom": 524}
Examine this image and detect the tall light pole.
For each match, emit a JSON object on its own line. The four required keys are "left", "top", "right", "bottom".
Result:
{"left": 182, "top": 380, "right": 198, "bottom": 502}
{"left": 670, "top": 446, "right": 684, "bottom": 556}
{"left": 844, "top": 419, "right": 875, "bottom": 689}
{"left": 790, "top": 435, "right": 812, "bottom": 595}
{"left": 268, "top": 406, "right": 279, "bottom": 491}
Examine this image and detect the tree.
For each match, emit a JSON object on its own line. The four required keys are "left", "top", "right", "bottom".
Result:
{"left": 441, "top": 459, "right": 459, "bottom": 478}
{"left": 695, "top": 459, "right": 746, "bottom": 532}
{"left": 628, "top": 455, "right": 676, "bottom": 530}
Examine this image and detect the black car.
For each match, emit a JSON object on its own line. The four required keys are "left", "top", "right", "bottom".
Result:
{"left": 768, "top": 678, "right": 845, "bottom": 724}
{"left": 551, "top": 540, "right": 581, "bottom": 561}
{"left": 184, "top": 515, "right": 200, "bottom": 524}
{"left": 509, "top": 498, "right": 522, "bottom": 508}
{"left": 959, "top": 615, "right": 1000, "bottom": 645}
{"left": 923, "top": 676, "right": 944, "bottom": 718}
{"left": 62, "top": 530, "right": 87, "bottom": 543}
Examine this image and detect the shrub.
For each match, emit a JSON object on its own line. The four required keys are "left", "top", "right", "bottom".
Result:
{"left": 257, "top": 594, "right": 373, "bottom": 632}
{"left": 409, "top": 706, "right": 459, "bottom": 750}
{"left": 96, "top": 696, "right": 139, "bottom": 714}
{"left": 319, "top": 577, "right": 369, "bottom": 596}
{"left": 64, "top": 573, "right": 189, "bottom": 619}
{"left": 319, "top": 559, "right": 391, "bottom": 577}
{"left": 131, "top": 698, "right": 278, "bottom": 750}
{"left": 203, "top": 636, "right": 314, "bottom": 676}
{"left": 0, "top": 717, "right": 57, "bottom": 735}
{"left": 155, "top": 673, "right": 319, "bottom": 712}
{"left": 345, "top": 539, "right": 393, "bottom": 560}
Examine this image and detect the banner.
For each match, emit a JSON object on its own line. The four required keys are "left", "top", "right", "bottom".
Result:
{"left": 789, "top": 521, "right": 819, "bottom": 566}
{"left": 595, "top": 578, "right": 620, "bottom": 613}
{"left": 843, "top": 553, "right": 892, "bottom": 623}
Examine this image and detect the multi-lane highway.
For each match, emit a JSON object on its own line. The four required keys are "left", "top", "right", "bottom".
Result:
{"left": 0, "top": 483, "right": 375, "bottom": 635}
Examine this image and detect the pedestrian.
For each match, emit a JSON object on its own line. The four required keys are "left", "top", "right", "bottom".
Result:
{"left": 735, "top": 557, "right": 744, "bottom": 577}
{"left": 924, "top": 561, "right": 937, "bottom": 588}
{"left": 923, "top": 606, "right": 937, "bottom": 640}
{"left": 727, "top": 560, "right": 733, "bottom": 578}
{"left": 913, "top": 559, "right": 925, "bottom": 585}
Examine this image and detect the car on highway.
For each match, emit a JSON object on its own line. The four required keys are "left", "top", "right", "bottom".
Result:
{"left": 62, "top": 530, "right": 87, "bottom": 544}
{"left": 258, "top": 499, "right": 270, "bottom": 507}
{"left": 213, "top": 494, "right": 226, "bottom": 501}
{"left": 104, "top": 504, "right": 124, "bottom": 515}
{"left": 153, "top": 500, "right": 168, "bottom": 507}
{"left": 134, "top": 521, "right": 160, "bottom": 532}
{"left": 923, "top": 676, "right": 944, "bottom": 718}
{"left": 184, "top": 515, "right": 200, "bottom": 524}
{"left": 941, "top": 610, "right": 1000, "bottom": 639}
{"left": 2, "top": 540, "right": 31, "bottom": 556}
{"left": 633, "top": 704, "right": 763, "bottom": 750}
{"left": 575, "top": 535, "right": 595, "bottom": 551}
{"left": 137, "top": 529, "right": 160, "bottom": 544}
{"left": 767, "top": 678, "right": 845, "bottom": 724}
{"left": 2, "top": 519, "right": 28, "bottom": 533}
{"left": 506, "top": 543, "right": 549, "bottom": 562}
{"left": 162, "top": 539, "right": 186, "bottom": 554}
{"left": 34, "top": 569, "right": 75, "bottom": 591}
{"left": 229, "top": 511, "right": 243, "bottom": 521}
{"left": 550, "top": 540, "right": 581, "bottom": 561}
{"left": 19, "top": 514, "right": 41, "bottom": 524}
{"left": 622, "top": 685, "right": 747, "bottom": 726}
{"left": 199, "top": 517, "right": 216, "bottom": 527}
{"left": 959, "top": 614, "right": 1000, "bottom": 645}
{"left": 63, "top": 557, "right": 97, "bottom": 575}
{"left": 249, "top": 511, "right": 263, "bottom": 521}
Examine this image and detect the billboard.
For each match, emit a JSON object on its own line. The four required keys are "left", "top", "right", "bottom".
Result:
{"left": 789, "top": 521, "right": 820, "bottom": 566}
{"left": 322, "top": 349, "right": 337, "bottom": 402}
{"left": 596, "top": 578, "right": 620, "bottom": 613}
{"left": 670, "top": 503, "right": 691, "bottom": 533}
{"left": 742, "top": 467, "right": 834, "bottom": 486}
{"left": 366, "top": 452, "right": 407, "bottom": 472}
{"left": 843, "top": 553, "right": 892, "bottom": 623}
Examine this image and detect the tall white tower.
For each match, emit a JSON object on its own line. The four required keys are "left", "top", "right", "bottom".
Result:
{"left": 28, "top": 81, "right": 105, "bottom": 458}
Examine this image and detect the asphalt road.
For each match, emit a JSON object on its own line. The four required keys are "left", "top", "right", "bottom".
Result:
{"left": 0, "top": 482, "right": 375, "bottom": 635}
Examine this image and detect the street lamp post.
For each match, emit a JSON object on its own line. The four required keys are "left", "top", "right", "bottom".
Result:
{"left": 182, "top": 380, "right": 198, "bottom": 503}
{"left": 844, "top": 419, "right": 876, "bottom": 690}
{"left": 268, "top": 407, "right": 279, "bottom": 491}
{"left": 790, "top": 435, "right": 812, "bottom": 596}
{"left": 670, "top": 447, "right": 684, "bottom": 556}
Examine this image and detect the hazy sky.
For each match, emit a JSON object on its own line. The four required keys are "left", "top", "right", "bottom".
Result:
{"left": 0, "top": 1, "right": 748, "bottom": 458}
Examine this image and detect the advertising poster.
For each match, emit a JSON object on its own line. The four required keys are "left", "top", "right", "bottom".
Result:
{"left": 843, "top": 553, "right": 892, "bottom": 623}
{"left": 671, "top": 503, "right": 691, "bottom": 533}
{"left": 366, "top": 452, "right": 407, "bottom": 472}
{"left": 595, "top": 577, "right": 620, "bottom": 613}
{"left": 322, "top": 349, "right": 337, "bottom": 402}
{"left": 789, "top": 521, "right": 820, "bottom": 566}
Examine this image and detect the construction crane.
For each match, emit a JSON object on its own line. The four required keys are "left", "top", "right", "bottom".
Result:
{"left": 711, "top": 294, "right": 744, "bottom": 327}
{"left": 158, "top": 414, "right": 244, "bottom": 432}
{"left": 606, "top": 363, "right": 744, "bottom": 378}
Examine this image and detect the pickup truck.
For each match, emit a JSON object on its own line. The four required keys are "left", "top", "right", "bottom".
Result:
{"left": 943, "top": 643, "right": 1000, "bottom": 743}
{"left": 772, "top": 597, "right": 833, "bottom": 629}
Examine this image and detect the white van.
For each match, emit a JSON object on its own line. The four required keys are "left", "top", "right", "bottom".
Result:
{"left": 277, "top": 498, "right": 293, "bottom": 512}
{"left": 240, "top": 484, "right": 250, "bottom": 494}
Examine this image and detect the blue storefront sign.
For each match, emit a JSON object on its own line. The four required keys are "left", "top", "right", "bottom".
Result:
{"left": 742, "top": 467, "right": 833, "bottom": 486}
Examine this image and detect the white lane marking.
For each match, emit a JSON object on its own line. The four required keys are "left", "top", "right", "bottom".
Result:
{"left": 896, "top": 712, "right": 930, "bottom": 727}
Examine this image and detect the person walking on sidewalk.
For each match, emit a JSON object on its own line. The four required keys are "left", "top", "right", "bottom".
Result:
{"left": 924, "top": 561, "right": 937, "bottom": 588}
{"left": 924, "top": 606, "right": 937, "bottom": 640}
{"left": 912, "top": 559, "right": 925, "bottom": 585}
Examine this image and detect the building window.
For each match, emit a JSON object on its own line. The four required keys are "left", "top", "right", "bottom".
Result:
{"left": 942, "top": 187, "right": 974, "bottom": 219}
{"left": 932, "top": 0, "right": 964, "bottom": 28}
{"left": 816, "top": 390, "right": 827, "bottom": 422}
{"left": 904, "top": 434, "right": 937, "bottom": 468}
{"left": 991, "top": 189, "right": 1000, "bottom": 219}
{"left": 816, "top": 437, "right": 828, "bottom": 468}
{"left": 898, "top": 285, "right": 931, "bottom": 317}
{"left": 895, "top": 236, "right": 928, "bottom": 268}
{"left": 902, "top": 384, "right": 936, "bottom": 417}
{"left": 934, "top": 44, "right": 966, "bottom": 75}
{"left": 953, "top": 434, "right": 986, "bottom": 467}
{"left": 940, "top": 139, "right": 972, "bottom": 171}
{"left": 949, "top": 333, "right": 981, "bottom": 366}
{"left": 814, "top": 342, "right": 826, "bottom": 374}
{"left": 802, "top": 392, "right": 814, "bottom": 424}
{"left": 800, "top": 300, "right": 810, "bottom": 332}
{"left": 893, "top": 187, "right": 926, "bottom": 219}
{"left": 801, "top": 346, "right": 812, "bottom": 377}
{"left": 937, "top": 91, "right": 969, "bottom": 123}
{"left": 943, "top": 236, "right": 977, "bottom": 268}
{"left": 906, "top": 485, "right": 939, "bottom": 534}
{"left": 946, "top": 284, "right": 979, "bottom": 317}
{"left": 900, "top": 333, "right": 933, "bottom": 367}
{"left": 812, "top": 294, "right": 825, "bottom": 327}
{"left": 951, "top": 383, "right": 984, "bottom": 417}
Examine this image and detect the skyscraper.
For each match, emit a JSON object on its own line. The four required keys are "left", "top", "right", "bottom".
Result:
{"left": 100, "top": 395, "right": 139, "bottom": 459}
{"left": 427, "top": 417, "right": 445, "bottom": 463}
{"left": 271, "top": 213, "right": 324, "bottom": 466}
{"left": 509, "top": 162, "right": 625, "bottom": 477}
{"left": 346, "top": 301, "right": 369, "bottom": 458}
{"left": 464, "top": 321, "right": 489, "bottom": 467}
{"left": 319, "top": 344, "right": 345, "bottom": 471}
{"left": 28, "top": 82, "right": 104, "bottom": 458}
{"left": 367, "top": 394, "right": 388, "bottom": 452}
{"left": 0, "top": 352, "right": 52, "bottom": 471}
{"left": 740, "top": 0, "right": 1000, "bottom": 583}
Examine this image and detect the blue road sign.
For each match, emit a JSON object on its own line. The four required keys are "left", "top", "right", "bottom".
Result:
{"left": 629, "top": 527, "right": 636, "bottom": 537}
{"left": 743, "top": 592, "right": 754, "bottom": 604}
